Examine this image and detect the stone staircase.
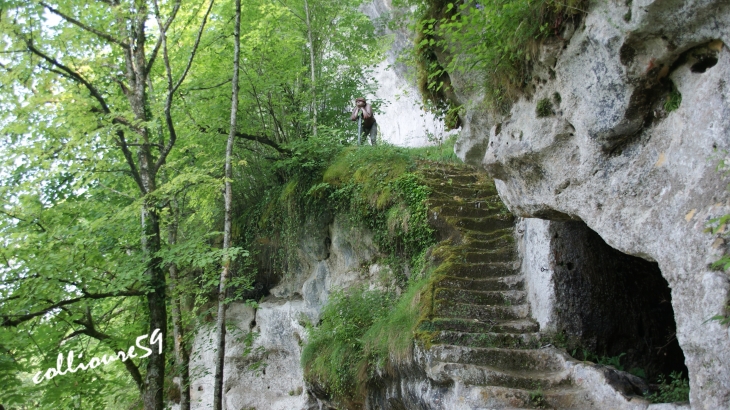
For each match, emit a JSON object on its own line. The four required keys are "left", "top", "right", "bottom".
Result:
{"left": 414, "top": 163, "right": 593, "bottom": 409}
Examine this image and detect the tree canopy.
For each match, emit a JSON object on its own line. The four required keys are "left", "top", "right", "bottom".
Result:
{"left": 0, "top": 0, "right": 380, "bottom": 408}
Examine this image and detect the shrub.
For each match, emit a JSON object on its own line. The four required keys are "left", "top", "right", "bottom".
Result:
{"left": 301, "top": 287, "right": 395, "bottom": 407}
{"left": 411, "top": 0, "right": 586, "bottom": 113}
{"left": 647, "top": 371, "right": 690, "bottom": 403}
{"left": 536, "top": 98, "right": 553, "bottom": 117}
{"left": 664, "top": 88, "right": 682, "bottom": 112}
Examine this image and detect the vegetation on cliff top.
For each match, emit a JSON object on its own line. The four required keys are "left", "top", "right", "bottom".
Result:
{"left": 0, "top": 0, "right": 386, "bottom": 407}
{"left": 405, "top": 0, "right": 585, "bottom": 115}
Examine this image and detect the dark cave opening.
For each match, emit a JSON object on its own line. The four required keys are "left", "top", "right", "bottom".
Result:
{"left": 549, "top": 221, "right": 688, "bottom": 380}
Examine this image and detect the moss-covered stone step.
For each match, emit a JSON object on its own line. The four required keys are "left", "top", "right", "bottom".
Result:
{"left": 462, "top": 227, "right": 517, "bottom": 242}
{"left": 434, "top": 301, "right": 529, "bottom": 322}
{"left": 432, "top": 330, "right": 541, "bottom": 350}
{"left": 436, "top": 275, "right": 524, "bottom": 292}
{"left": 427, "top": 195, "right": 504, "bottom": 208}
{"left": 429, "top": 186, "right": 498, "bottom": 200}
{"left": 435, "top": 261, "right": 518, "bottom": 279}
{"left": 431, "top": 361, "right": 571, "bottom": 391}
{"left": 419, "top": 168, "right": 483, "bottom": 182}
{"left": 428, "top": 204, "right": 503, "bottom": 219}
{"left": 445, "top": 248, "right": 516, "bottom": 264}
{"left": 468, "top": 385, "right": 591, "bottom": 409}
{"left": 463, "top": 235, "right": 516, "bottom": 250}
{"left": 427, "top": 318, "right": 540, "bottom": 334}
{"left": 454, "top": 215, "right": 515, "bottom": 232}
{"left": 456, "top": 227, "right": 515, "bottom": 242}
{"left": 429, "top": 344, "right": 566, "bottom": 373}
{"left": 434, "top": 288, "right": 526, "bottom": 305}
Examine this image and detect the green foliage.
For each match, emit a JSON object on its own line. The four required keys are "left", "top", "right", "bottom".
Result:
{"left": 301, "top": 278, "right": 431, "bottom": 407}
{"left": 0, "top": 0, "right": 383, "bottom": 405}
{"left": 629, "top": 367, "right": 647, "bottom": 379}
{"left": 647, "top": 371, "right": 690, "bottom": 403}
{"left": 664, "top": 88, "right": 682, "bottom": 112}
{"left": 301, "top": 286, "right": 396, "bottom": 407}
{"left": 409, "top": 0, "right": 585, "bottom": 112}
{"left": 597, "top": 352, "right": 626, "bottom": 370}
{"left": 529, "top": 387, "right": 547, "bottom": 408}
{"left": 415, "top": 135, "right": 461, "bottom": 163}
{"left": 706, "top": 157, "right": 730, "bottom": 324}
{"left": 536, "top": 98, "right": 553, "bottom": 117}
{"left": 553, "top": 91, "right": 562, "bottom": 105}
{"left": 361, "top": 278, "right": 430, "bottom": 374}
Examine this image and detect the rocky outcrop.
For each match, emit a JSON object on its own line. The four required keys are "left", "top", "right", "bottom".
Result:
{"left": 189, "top": 216, "right": 386, "bottom": 410}
{"left": 361, "top": 0, "right": 457, "bottom": 147}
{"left": 367, "top": 164, "right": 660, "bottom": 410}
{"left": 453, "top": 0, "right": 730, "bottom": 408}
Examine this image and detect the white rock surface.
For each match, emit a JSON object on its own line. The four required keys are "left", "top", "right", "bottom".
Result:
{"left": 453, "top": 0, "right": 730, "bottom": 407}
{"left": 361, "top": 0, "right": 458, "bottom": 147}
{"left": 517, "top": 218, "right": 556, "bottom": 332}
{"left": 189, "top": 215, "right": 383, "bottom": 410}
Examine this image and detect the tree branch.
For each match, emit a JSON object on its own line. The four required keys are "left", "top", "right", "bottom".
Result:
{"left": 147, "top": 0, "right": 182, "bottom": 76}
{"left": 66, "top": 321, "right": 144, "bottom": 391}
{"left": 184, "top": 79, "right": 231, "bottom": 92}
{"left": 25, "top": 42, "right": 145, "bottom": 193}
{"left": 40, "top": 2, "right": 130, "bottom": 50}
{"left": 233, "top": 130, "right": 291, "bottom": 155}
{"left": 1, "top": 290, "right": 144, "bottom": 327}
{"left": 171, "top": 0, "right": 214, "bottom": 96}
{"left": 25, "top": 40, "right": 111, "bottom": 113}
{"left": 0, "top": 209, "right": 47, "bottom": 232}
{"left": 154, "top": 0, "right": 215, "bottom": 172}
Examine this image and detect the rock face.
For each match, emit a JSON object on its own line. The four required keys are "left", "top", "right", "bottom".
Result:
{"left": 518, "top": 218, "right": 687, "bottom": 381}
{"left": 366, "top": 164, "right": 659, "bottom": 410}
{"left": 453, "top": 0, "right": 730, "bottom": 408}
{"left": 361, "top": 0, "right": 457, "bottom": 147}
{"left": 189, "top": 216, "right": 385, "bottom": 410}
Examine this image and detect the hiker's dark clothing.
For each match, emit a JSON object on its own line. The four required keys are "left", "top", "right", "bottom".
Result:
{"left": 351, "top": 102, "right": 377, "bottom": 145}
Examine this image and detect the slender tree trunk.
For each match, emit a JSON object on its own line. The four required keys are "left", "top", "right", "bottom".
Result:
{"left": 168, "top": 209, "right": 191, "bottom": 410}
{"left": 141, "top": 203, "right": 167, "bottom": 410}
{"left": 304, "top": 0, "right": 317, "bottom": 136}
{"left": 213, "top": 0, "right": 241, "bottom": 408}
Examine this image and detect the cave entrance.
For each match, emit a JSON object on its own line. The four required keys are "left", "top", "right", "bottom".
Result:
{"left": 549, "top": 221, "right": 687, "bottom": 380}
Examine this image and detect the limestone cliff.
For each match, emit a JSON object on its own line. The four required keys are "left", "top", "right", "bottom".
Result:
{"left": 186, "top": 1, "right": 730, "bottom": 409}
{"left": 453, "top": 0, "right": 730, "bottom": 408}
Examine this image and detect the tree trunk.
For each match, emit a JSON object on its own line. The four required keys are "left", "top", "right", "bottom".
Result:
{"left": 168, "top": 211, "right": 191, "bottom": 410}
{"left": 141, "top": 203, "right": 167, "bottom": 410}
{"left": 304, "top": 0, "right": 317, "bottom": 137}
{"left": 213, "top": 0, "right": 241, "bottom": 407}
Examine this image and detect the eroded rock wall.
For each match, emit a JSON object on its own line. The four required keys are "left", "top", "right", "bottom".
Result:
{"left": 361, "top": 0, "right": 457, "bottom": 147}
{"left": 519, "top": 218, "right": 686, "bottom": 379}
{"left": 188, "top": 215, "right": 388, "bottom": 410}
{"left": 455, "top": 0, "right": 730, "bottom": 407}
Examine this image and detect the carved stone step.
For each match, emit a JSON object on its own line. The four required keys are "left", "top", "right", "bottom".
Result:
{"left": 427, "top": 196, "right": 504, "bottom": 209}
{"left": 463, "top": 385, "right": 594, "bottom": 409}
{"left": 446, "top": 248, "right": 517, "bottom": 264}
{"left": 435, "top": 288, "right": 526, "bottom": 305}
{"left": 428, "top": 204, "right": 502, "bottom": 219}
{"left": 427, "top": 318, "right": 540, "bottom": 334}
{"left": 433, "top": 330, "right": 541, "bottom": 349}
{"left": 459, "top": 227, "right": 516, "bottom": 243}
{"left": 428, "top": 344, "right": 566, "bottom": 372}
{"left": 434, "top": 301, "right": 529, "bottom": 322}
{"left": 429, "top": 361, "right": 572, "bottom": 391}
{"left": 434, "top": 261, "right": 519, "bottom": 279}
{"left": 436, "top": 276, "right": 524, "bottom": 292}
{"left": 429, "top": 186, "right": 498, "bottom": 200}
{"left": 454, "top": 216, "right": 515, "bottom": 232}
{"left": 463, "top": 235, "right": 516, "bottom": 250}
{"left": 419, "top": 170, "right": 482, "bottom": 184}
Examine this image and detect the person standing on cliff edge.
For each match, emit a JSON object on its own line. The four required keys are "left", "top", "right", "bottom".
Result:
{"left": 351, "top": 97, "right": 377, "bottom": 145}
